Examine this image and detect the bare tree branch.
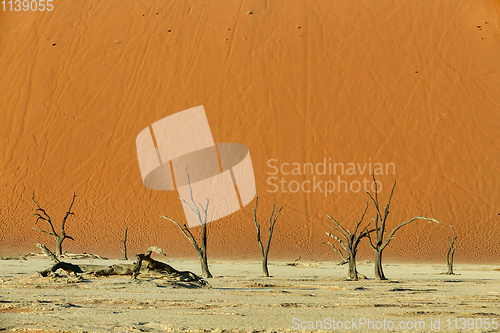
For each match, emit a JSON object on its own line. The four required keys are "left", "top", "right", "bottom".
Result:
{"left": 32, "top": 194, "right": 57, "bottom": 237}
{"left": 326, "top": 223, "right": 348, "bottom": 238}
{"left": 264, "top": 204, "right": 283, "bottom": 260}
{"left": 325, "top": 232, "right": 347, "bottom": 249}
{"left": 325, "top": 213, "right": 350, "bottom": 238}
{"left": 32, "top": 228, "right": 54, "bottom": 236}
{"left": 61, "top": 193, "right": 76, "bottom": 233}
{"left": 253, "top": 197, "right": 266, "bottom": 260}
{"left": 381, "top": 216, "right": 441, "bottom": 251}
{"left": 323, "top": 241, "right": 348, "bottom": 264}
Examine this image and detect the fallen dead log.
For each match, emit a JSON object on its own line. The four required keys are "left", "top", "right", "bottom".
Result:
{"left": 1, "top": 255, "right": 27, "bottom": 260}
{"left": 36, "top": 245, "right": 209, "bottom": 287}
{"left": 60, "top": 252, "right": 108, "bottom": 260}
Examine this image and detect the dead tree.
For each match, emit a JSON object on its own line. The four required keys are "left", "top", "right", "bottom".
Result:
{"left": 366, "top": 175, "right": 440, "bottom": 280}
{"left": 252, "top": 196, "right": 284, "bottom": 277}
{"left": 122, "top": 226, "right": 128, "bottom": 260}
{"left": 160, "top": 169, "right": 212, "bottom": 278}
{"left": 32, "top": 193, "right": 76, "bottom": 257}
{"left": 325, "top": 203, "right": 372, "bottom": 280}
{"left": 445, "top": 224, "right": 457, "bottom": 275}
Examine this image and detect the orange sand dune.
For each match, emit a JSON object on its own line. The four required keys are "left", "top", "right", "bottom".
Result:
{"left": 0, "top": 0, "right": 499, "bottom": 262}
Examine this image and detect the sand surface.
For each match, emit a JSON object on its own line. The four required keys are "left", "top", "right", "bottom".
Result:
{"left": 0, "top": 0, "right": 500, "bottom": 261}
{"left": 1, "top": 258, "right": 499, "bottom": 332}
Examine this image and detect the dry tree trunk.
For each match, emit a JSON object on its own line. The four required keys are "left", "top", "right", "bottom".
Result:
{"left": 252, "top": 196, "right": 284, "bottom": 277}
{"left": 199, "top": 222, "right": 210, "bottom": 278}
{"left": 160, "top": 168, "right": 213, "bottom": 278}
{"left": 445, "top": 225, "right": 457, "bottom": 275}
{"left": 37, "top": 244, "right": 207, "bottom": 285}
{"left": 32, "top": 193, "right": 77, "bottom": 257}
{"left": 347, "top": 252, "right": 359, "bottom": 280}
{"left": 366, "top": 175, "right": 440, "bottom": 280}
{"left": 122, "top": 226, "right": 128, "bottom": 260}
{"left": 325, "top": 203, "right": 372, "bottom": 281}
{"left": 374, "top": 250, "right": 385, "bottom": 280}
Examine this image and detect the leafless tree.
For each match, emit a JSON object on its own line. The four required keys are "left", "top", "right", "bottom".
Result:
{"left": 32, "top": 193, "right": 76, "bottom": 257}
{"left": 366, "top": 175, "right": 440, "bottom": 280}
{"left": 325, "top": 203, "right": 372, "bottom": 280}
{"left": 252, "top": 196, "right": 284, "bottom": 277}
{"left": 160, "top": 169, "right": 212, "bottom": 278}
{"left": 122, "top": 226, "right": 128, "bottom": 260}
{"left": 445, "top": 224, "right": 457, "bottom": 275}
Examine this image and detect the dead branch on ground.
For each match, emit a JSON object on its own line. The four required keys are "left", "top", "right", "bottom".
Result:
{"left": 36, "top": 244, "right": 208, "bottom": 287}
